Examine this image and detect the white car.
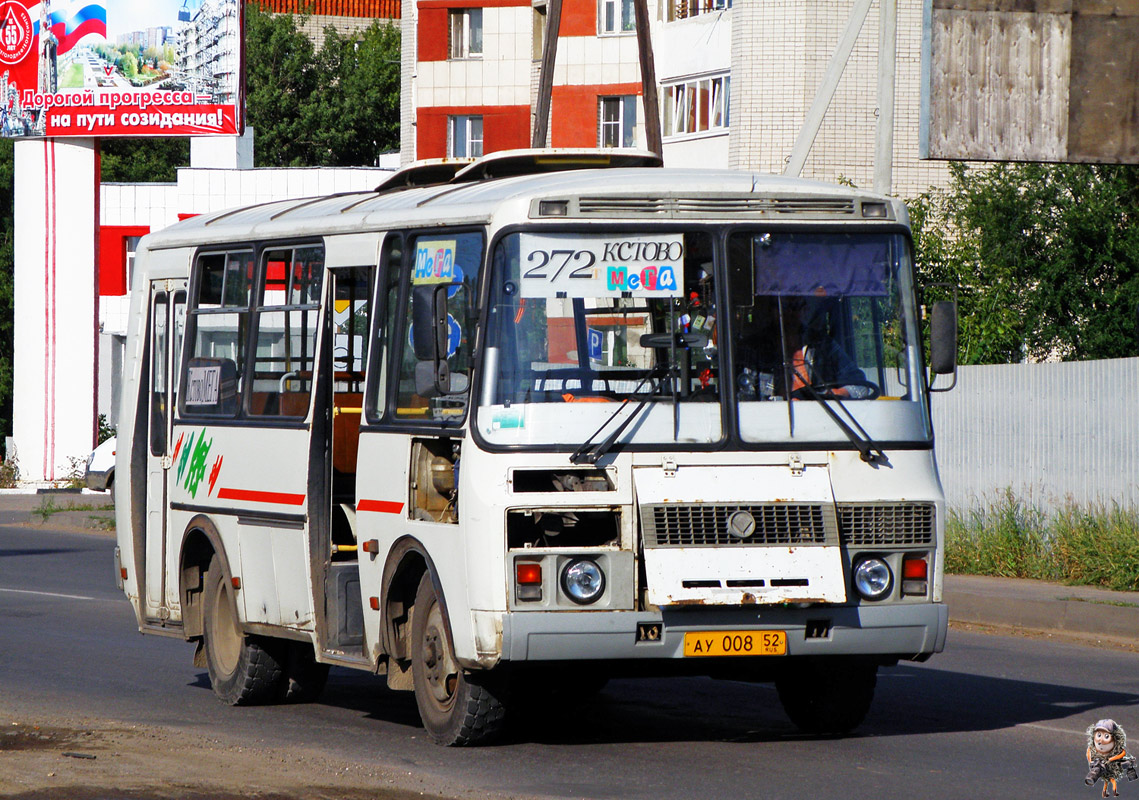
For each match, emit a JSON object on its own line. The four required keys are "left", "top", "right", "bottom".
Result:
{"left": 84, "top": 436, "right": 116, "bottom": 491}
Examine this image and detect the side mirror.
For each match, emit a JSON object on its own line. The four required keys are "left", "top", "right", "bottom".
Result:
{"left": 411, "top": 283, "right": 467, "bottom": 398}
{"left": 929, "top": 300, "right": 958, "bottom": 391}
{"left": 411, "top": 284, "right": 448, "bottom": 361}
{"left": 414, "top": 359, "right": 450, "bottom": 399}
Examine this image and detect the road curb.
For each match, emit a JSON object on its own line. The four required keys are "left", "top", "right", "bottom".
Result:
{"left": 944, "top": 574, "right": 1139, "bottom": 643}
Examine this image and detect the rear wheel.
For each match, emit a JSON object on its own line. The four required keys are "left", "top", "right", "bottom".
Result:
{"left": 411, "top": 573, "right": 506, "bottom": 745}
{"left": 202, "top": 556, "right": 286, "bottom": 705}
{"left": 775, "top": 656, "right": 878, "bottom": 735}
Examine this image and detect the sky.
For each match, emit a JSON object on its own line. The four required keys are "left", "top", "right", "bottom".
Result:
{"left": 101, "top": 0, "right": 202, "bottom": 38}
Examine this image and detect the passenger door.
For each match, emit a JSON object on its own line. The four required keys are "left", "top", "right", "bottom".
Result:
{"left": 143, "top": 280, "right": 186, "bottom": 621}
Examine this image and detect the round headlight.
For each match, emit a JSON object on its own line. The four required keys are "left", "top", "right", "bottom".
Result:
{"left": 853, "top": 557, "right": 892, "bottom": 600}
{"left": 561, "top": 559, "right": 605, "bottom": 605}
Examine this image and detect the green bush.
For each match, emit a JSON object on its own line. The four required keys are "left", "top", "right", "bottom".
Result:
{"left": 945, "top": 491, "right": 1139, "bottom": 591}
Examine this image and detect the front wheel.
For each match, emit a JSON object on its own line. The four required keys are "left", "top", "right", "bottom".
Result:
{"left": 411, "top": 573, "right": 506, "bottom": 745}
{"left": 775, "top": 656, "right": 878, "bottom": 735}
{"left": 202, "top": 556, "right": 286, "bottom": 705}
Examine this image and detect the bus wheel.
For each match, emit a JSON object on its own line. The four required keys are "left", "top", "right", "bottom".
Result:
{"left": 775, "top": 656, "right": 878, "bottom": 736}
{"left": 410, "top": 573, "right": 505, "bottom": 746}
{"left": 202, "top": 556, "right": 286, "bottom": 706}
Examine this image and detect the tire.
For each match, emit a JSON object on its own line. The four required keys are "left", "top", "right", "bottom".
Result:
{"left": 202, "top": 556, "right": 287, "bottom": 706}
{"left": 775, "top": 656, "right": 878, "bottom": 736}
{"left": 410, "top": 573, "right": 506, "bottom": 746}
{"left": 280, "top": 642, "right": 330, "bottom": 704}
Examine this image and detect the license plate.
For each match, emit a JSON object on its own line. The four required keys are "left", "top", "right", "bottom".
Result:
{"left": 683, "top": 630, "right": 786, "bottom": 657}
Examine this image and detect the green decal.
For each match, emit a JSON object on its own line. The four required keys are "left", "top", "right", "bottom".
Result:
{"left": 184, "top": 433, "right": 213, "bottom": 498}
{"left": 176, "top": 431, "right": 195, "bottom": 483}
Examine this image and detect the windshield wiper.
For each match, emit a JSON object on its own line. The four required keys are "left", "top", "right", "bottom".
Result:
{"left": 569, "top": 363, "right": 673, "bottom": 465}
{"left": 788, "top": 364, "right": 888, "bottom": 465}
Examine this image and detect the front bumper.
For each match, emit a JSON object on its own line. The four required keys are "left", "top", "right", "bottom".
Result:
{"left": 501, "top": 602, "right": 947, "bottom": 662}
{"left": 85, "top": 468, "right": 113, "bottom": 492}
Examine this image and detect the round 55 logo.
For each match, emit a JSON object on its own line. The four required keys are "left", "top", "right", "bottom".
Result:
{"left": 0, "top": 2, "right": 34, "bottom": 66}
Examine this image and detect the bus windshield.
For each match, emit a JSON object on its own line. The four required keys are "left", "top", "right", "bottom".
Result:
{"left": 478, "top": 227, "right": 930, "bottom": 449}
{"left": 479, "top": 230, "right": 722, "bottom": 447}
{"left": 728, "top": 229, "right": 929, "bottom": 444}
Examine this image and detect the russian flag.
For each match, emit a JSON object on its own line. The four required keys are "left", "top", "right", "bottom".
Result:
{"left": 34, "top": 3, "right": 107, "bottom": 55}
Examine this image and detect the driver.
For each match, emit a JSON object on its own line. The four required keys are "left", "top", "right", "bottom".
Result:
{"left": 736, "top": 296, "right": 872, "bottom": 400}
{"left": 786, "top": 297, "right": 872, "bottom": 399}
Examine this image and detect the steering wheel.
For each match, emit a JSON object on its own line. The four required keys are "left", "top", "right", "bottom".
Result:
{"left": 792, "top": 379, "right": 880, "bottom": 401}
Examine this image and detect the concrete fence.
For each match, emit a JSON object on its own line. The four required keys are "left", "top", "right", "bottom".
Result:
{"left": 929, "top": 357, "right": 1139, "bottom": 512}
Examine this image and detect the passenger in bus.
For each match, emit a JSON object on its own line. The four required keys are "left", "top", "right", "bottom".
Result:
{"left": 736, "top": 296, "right": 872, "bottom": 400}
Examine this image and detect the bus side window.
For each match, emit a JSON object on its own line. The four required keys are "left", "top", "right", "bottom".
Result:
{"left": 150, "top": 293, "right": 168, "bottom": 456}
{"left": 394, "top": 232, "right": 481, "bottom": 422}
{"left": 247, "top": 246, "right": 324, "bottom": 418}
{"left": 182, "top": 251, "right": 252, "bottom": 417}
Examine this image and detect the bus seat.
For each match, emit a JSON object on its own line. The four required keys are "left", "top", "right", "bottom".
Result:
{"left": 333, "top": 393, "right": 363, "bottom": 475}
{"left": 278, "top": 392, "right": 311, "bottom": 418}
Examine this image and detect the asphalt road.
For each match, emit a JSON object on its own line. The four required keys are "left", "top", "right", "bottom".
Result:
{"left": 2, "top": 523, "right": 1138, "bottom": 800}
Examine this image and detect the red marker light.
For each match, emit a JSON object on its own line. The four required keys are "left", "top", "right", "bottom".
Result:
{"left": 902, "top": 557, "right": 928, "bottom": 580}
{"left": 516, "top": 563, "right": 542, "bottom": 585}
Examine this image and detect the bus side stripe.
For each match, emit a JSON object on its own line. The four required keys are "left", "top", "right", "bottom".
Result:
{"left": 216, "top": 488, "right": 306, "bottom": 506}
{"left": 358, "top": 499, "right": 404, "bottom": 514}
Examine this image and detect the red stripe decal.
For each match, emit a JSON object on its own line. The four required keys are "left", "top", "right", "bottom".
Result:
{"left": 216, "top": 488, "right": 306, "bottom": 506}
{"left": 358, "top": 499, "right": 405, "bottom": 514}
{"left": 48, "top": 140, "right": 57, "bottom": 480}
{"left": 42, "top": 141, "right": 50, "bottom": 480}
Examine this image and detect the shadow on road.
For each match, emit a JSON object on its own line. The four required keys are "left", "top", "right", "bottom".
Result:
{"left": 185, "top": 654, "right": 1139, "bottom": 748}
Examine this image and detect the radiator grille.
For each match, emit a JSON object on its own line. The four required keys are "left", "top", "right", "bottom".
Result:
{"left": 837, "top": 503, "right": 935, "bottom": 547}
{"left": 642, "top": 503, "right": 836, "bottom": 547}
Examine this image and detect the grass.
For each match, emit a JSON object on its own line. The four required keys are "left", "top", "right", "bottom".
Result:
{"left": 945, "top": 490, "right": 1139, "bottom": 592}
{"left": 32, "top": 496, "right": 114, "bottom": 523}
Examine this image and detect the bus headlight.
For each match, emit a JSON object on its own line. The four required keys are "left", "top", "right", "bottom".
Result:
{"left": 561, "top": 558, "right": 605, "bottom": 605}
{"left": 853, "top": 557, "right": 892, "bottom": 600}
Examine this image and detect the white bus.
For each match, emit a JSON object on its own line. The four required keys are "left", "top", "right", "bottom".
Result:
{"left": 115, "top": 149, "right": 957, "bottom": 745}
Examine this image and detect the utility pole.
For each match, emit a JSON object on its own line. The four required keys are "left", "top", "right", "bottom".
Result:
{"left": 532, "top": 0, "right": 562, "bottom": 148}
{"left": 533, "top": 0, "right": 661, "bottom": 155}
{"left": 632, "top": 0, "right": 662, "bottom": 156}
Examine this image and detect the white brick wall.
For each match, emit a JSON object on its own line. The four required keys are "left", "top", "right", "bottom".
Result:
{"left": 729, "top": 0, "right": 955, "bottom": 199}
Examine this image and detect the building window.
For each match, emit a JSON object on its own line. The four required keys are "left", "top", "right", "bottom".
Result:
{"left": 669, "top": 0, "right": 731, "bottom": 22}
{"left": 449, "top": 115, "right": 484, "bottom": 157}
{"left": 663, "top": 74, "right": 730, "bottom": 138}
{"left": 599, "top": 0, "right": 634, "bottom": 34}
{"left": 449, "top": 8, "right": 483, "bottom": 58}
{"left": 599, "top": 96, "right": 636, "bottom": 148}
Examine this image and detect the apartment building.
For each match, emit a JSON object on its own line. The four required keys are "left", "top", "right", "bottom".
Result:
{"left": 402, "top": 0, "right": 953, "bottom": 200}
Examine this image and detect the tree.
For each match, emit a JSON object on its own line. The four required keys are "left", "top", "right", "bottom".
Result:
{"left": 909, "top": 162, "right": 1139, "bottom": 364}
{"left": 119, "top": 51, "right": 138, "bottom": 81}
{"left": 101, "top": 138, "right": 190, "bottom": 183}
{"left": 244, "top": 5, "right": 401, "bottom": 166}
{"left": 305, "top": 21, "right": 401, "bottom": 166}
{"left": 243, "top": 6, "right": 320, "bottom": 167}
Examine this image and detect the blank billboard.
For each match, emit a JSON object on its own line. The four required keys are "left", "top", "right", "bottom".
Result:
{"left": 922, "top": 0, "right": 1139, "bottom": 164}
